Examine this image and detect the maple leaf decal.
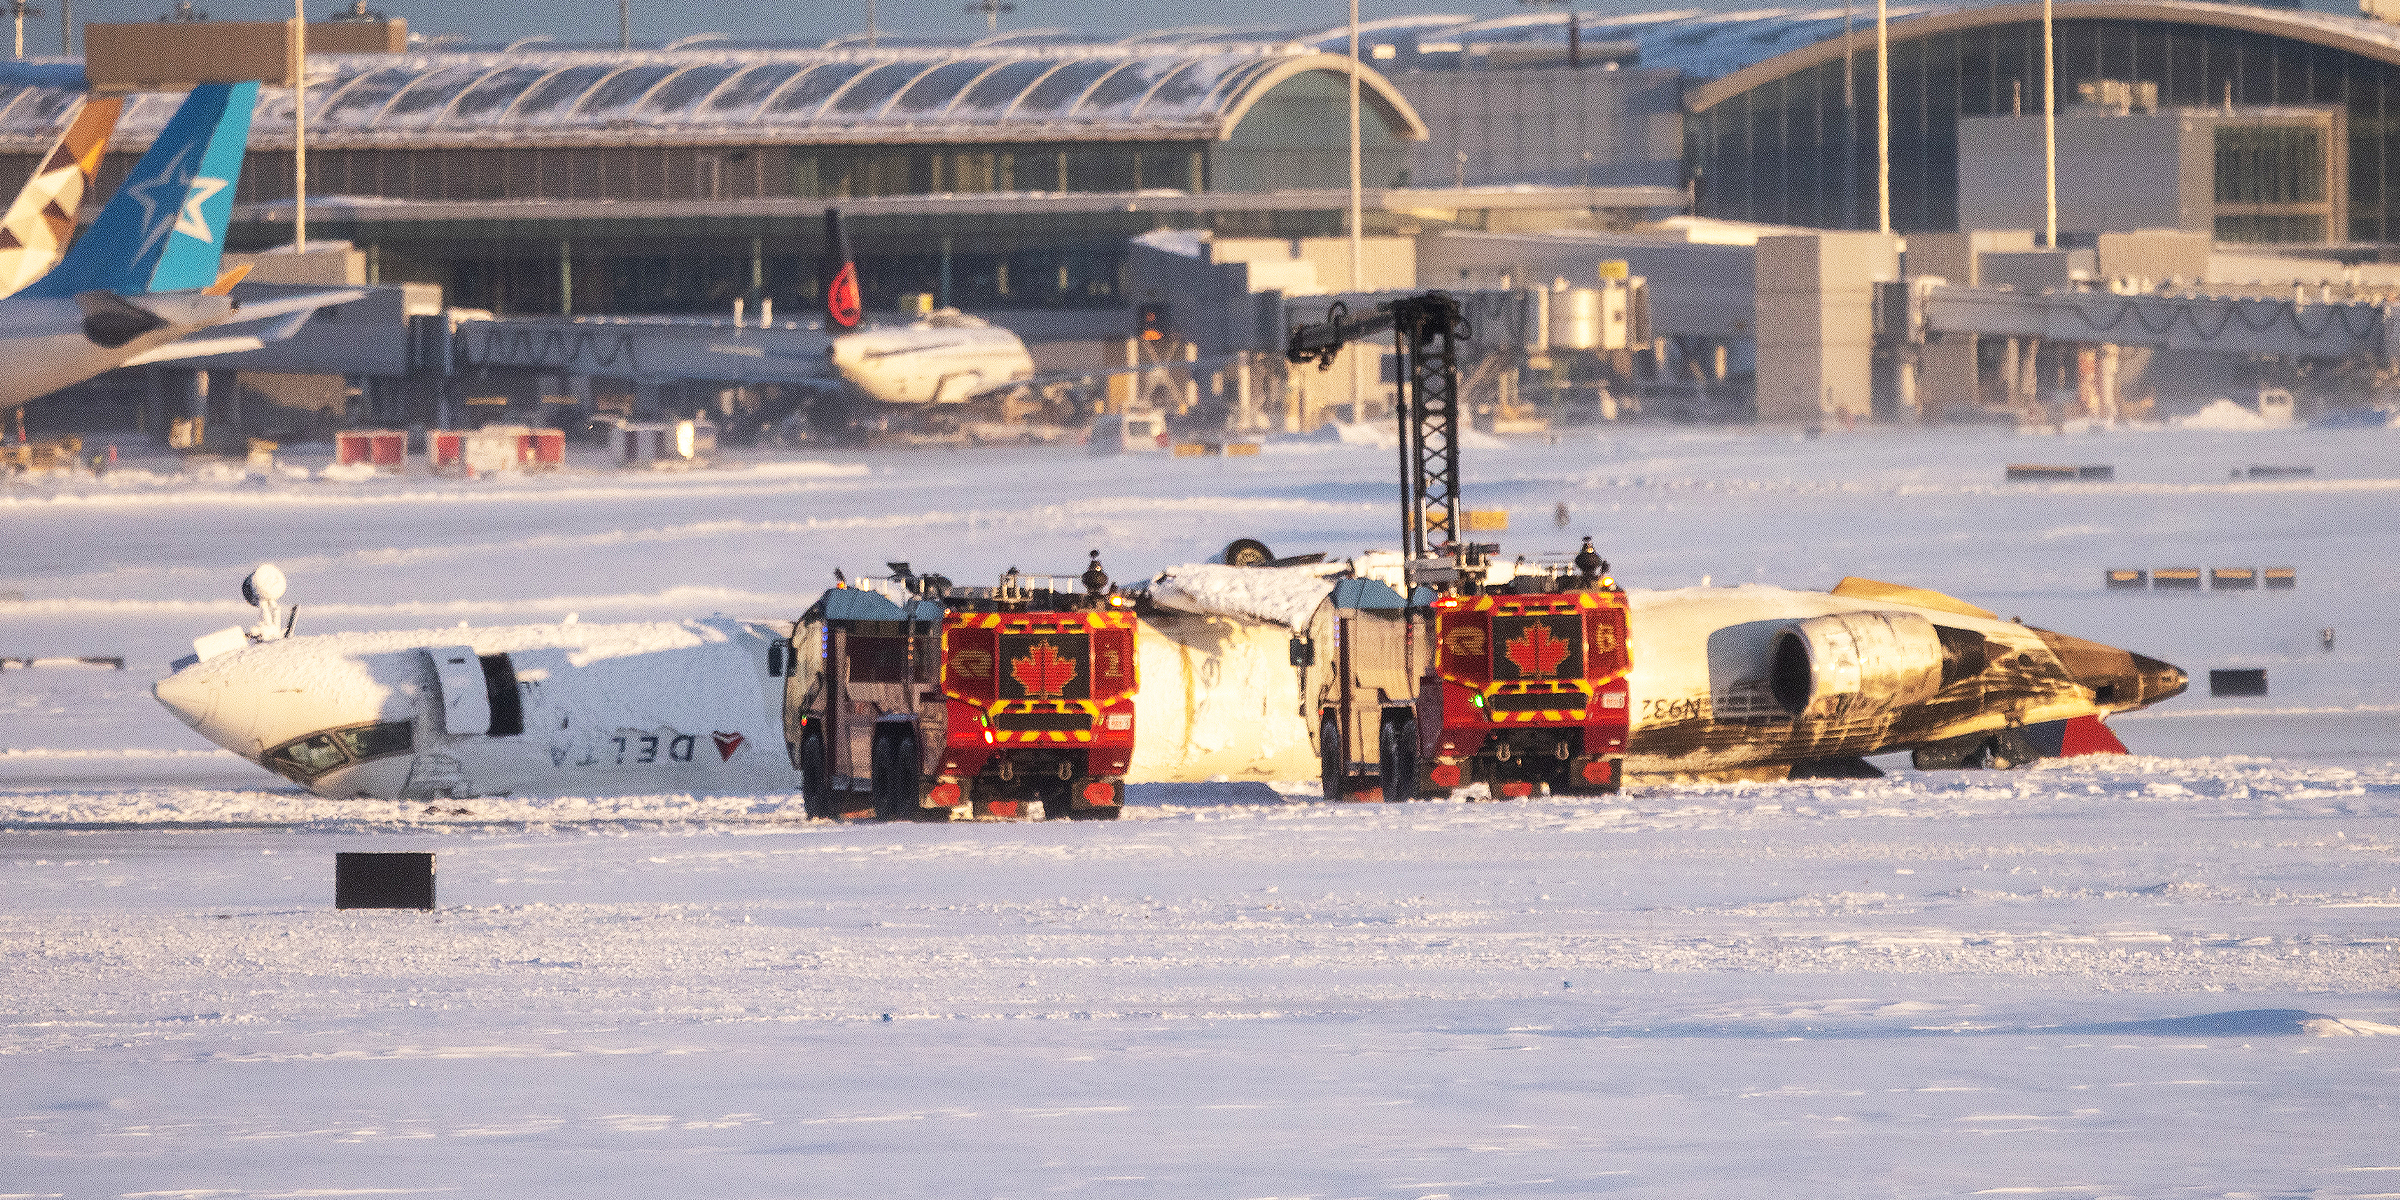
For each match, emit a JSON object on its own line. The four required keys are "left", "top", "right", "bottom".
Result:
{"left": 1009, "top": 640, "right": 1079, "bottom": 697}
{"left": 1502, "top": 622, "right": 1574, "bottom": 677}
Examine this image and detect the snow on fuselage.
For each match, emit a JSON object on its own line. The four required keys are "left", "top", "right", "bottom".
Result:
{"left": 153, "top": 617, "right": 791, "bottom": 800}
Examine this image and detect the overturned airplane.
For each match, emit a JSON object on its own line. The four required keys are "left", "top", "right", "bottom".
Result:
{"left": 151, "top": 555, "right": 2183, "bottom": 805}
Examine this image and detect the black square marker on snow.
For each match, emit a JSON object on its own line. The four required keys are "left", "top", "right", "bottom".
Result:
{"left": 2208, "top": 669, "right": 2269, "bottom": 698}
{"left": 335, "top": 852, "right": 436, "bottom": 910}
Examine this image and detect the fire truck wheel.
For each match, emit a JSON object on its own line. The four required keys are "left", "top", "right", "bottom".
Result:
{"left": 1319, "top": 713, "right": 1345, "bottom": 802}
{"left": 870, "top": 726, "right": 920, "bottom": 821}
{"left": 1042, "top": 782, "right": 1076, "bottom": 819}
{"left": 798, "top": 729, "right": 832, "bottom": 819}
{"left": 1378, "top": 713, "right": 1417, "bottom": 803}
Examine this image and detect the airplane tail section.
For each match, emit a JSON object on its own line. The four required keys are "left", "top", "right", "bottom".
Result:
{"left": 824, "top": 206, "right": 860, "bottom": 328}
{"left": 25, "top": 81, "right": 257, "bottom": 300}
{"left": 0, "top": 95, "right": 123, "bottom": 297}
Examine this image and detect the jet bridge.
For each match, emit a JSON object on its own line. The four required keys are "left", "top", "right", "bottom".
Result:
{"left": 1919, "top": 283, "right": 2398, "bottom": 361}
{"left": 451, "top": 314, "right": 840, "bottom": 386}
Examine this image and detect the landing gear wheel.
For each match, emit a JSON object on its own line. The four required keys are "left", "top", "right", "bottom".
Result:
{"left": 1378, "top": 712, "right": 1417, "bottom": 804}
{"left": 1223, "top": 538, "right": 1274, "bottom": 568}
{"left": 1319, "top": 713, "right": 1345, "bottom": 802}
{"left": 799, "top": 728, "right": 832, "bottom": 819}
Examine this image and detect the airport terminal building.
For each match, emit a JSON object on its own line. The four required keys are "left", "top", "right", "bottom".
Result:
{"left": 4, "top": 2, "right": 2394, "bottom": 323}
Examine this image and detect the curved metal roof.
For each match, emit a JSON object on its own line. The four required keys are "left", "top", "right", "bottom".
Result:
{"left": 1685, "top": 0, "right": 2400, "bottom": 111}
{"left": 0, "top": 44, "right": 1429, "bottom": 151}
{"left": 5, "top": 2, "right": 2378, "bottom": 153}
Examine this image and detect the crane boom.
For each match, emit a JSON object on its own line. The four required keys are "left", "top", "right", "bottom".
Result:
{"left": 1287, "top": 291, "right": 1470, "bottom": 561}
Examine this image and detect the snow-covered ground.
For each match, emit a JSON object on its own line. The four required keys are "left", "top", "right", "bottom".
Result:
{"left": 4, "top": 426, "right": 2397, "bottom": 1197}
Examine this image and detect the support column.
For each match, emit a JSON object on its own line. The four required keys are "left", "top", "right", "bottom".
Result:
{"left": 938, "top": 235, "right": 953, "bottom": 309}
{"left": 141, "top": 367, "right": 162, "bottom": 438}
{"left": 558, "top": 239, "right": 573, "bottom": 316}
{"left": 1233, "top": 352, "right": 1255, "bottom": 431}
{"left": 2098, "top": 343, "right": 2120, "bottom": 424}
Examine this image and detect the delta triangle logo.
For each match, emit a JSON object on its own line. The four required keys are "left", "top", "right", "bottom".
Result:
{"left": 1008, "top": 640, "right": 1078, "bottom": 697}
{"left": 711, "top": 731, "right": 745, "bottom": 761}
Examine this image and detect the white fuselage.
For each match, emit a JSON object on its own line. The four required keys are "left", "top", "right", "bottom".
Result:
{"left": 155, "top": 617, "right": 792, "bottom": 800}
{"left": 155, "top": 584, "right": 2178, "bottom": 800}
{"left": 828, "top": 319, "right": 1036, "bottom": 406}
{"left": 0, "top": 291, "right": 231, "bottom": 412}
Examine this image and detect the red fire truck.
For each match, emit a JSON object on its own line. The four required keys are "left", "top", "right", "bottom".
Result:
{"left": 785, "top": 568, "right": 1136, "bottom": 820}
{"left": 1419, "top": 555, "right": 1631, "bottom": 796}
{"left": 933, "top": 573, "right": 1136, "bottom": 819}
{"left": 1286, "top": 292, "right": 1634, "bottom": 800}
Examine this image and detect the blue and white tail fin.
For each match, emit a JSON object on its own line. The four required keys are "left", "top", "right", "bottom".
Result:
{"left": 24, "top": 81, "right": 257, "bottom": 300}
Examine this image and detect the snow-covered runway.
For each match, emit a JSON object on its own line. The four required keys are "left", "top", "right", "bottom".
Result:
{"left": 5, "top": 427, "right": 2396, "bottom": 1196}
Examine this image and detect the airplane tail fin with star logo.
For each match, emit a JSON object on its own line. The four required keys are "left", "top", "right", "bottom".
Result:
{"left": 24, "top": 80, "right": 257, "bottom": 300}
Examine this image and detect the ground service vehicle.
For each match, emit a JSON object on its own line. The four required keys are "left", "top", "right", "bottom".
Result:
{"left": 1287, "top": 291, "right": 1629, "bottom": 799}
{"left": 1297, "top": 577, "right": 1421, "bottom": 802}
{"left": 783, "top": 576, "right": 948, "bottom": 820}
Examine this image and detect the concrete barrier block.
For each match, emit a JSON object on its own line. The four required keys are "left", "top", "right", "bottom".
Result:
{"left": 335, "top": 852, "right": 435, "bottom": 910}
{"left": 2208, "top": 669, "right": 2268, "bottom": 698}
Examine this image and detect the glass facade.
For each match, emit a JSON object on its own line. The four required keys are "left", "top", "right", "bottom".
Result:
{"left": 1689, "top": 17, "right": 2400, "bottom": 242}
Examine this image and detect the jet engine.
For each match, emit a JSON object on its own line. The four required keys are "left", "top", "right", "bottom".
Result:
{"left": 1769, "top": 611, "right": 1945, "bottom": 722}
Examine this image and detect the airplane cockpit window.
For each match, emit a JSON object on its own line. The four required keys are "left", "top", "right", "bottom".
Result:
{"left": 335, "top": 721, "right": 415, "bottom": 763}
{"left": 265, "top": 720, "right": 416, "bottom": 781}
{"left": 268, "top": 732, "right": 349, "bottom": 778}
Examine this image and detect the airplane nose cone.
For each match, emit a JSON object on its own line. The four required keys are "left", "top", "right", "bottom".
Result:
{"left": 153, "top": 666, "right": 218, "bottom": 733}
{"left": 2132, "top": 652, "right": 2188, "bottom": 706}
{"left": 2033, "top": 630, "right": 2187, "bottom": 712}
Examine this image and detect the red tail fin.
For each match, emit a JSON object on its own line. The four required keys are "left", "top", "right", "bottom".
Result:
{"left": 824, "top": 206, "right": 860, "bottom": 328}
{"left": 2058, "top": 714, "right": 2128, "bottom": 756}
{"left": 828, "top": 260, "right": 860, "bottom": 328}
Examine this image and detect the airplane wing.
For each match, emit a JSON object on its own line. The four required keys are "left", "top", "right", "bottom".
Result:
{"left": 118, "top": 289, "right": 366, "bottom": 367}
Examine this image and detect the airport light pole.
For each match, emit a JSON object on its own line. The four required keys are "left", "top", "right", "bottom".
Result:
{"left": 1875, "top": 0, "right": 1889, "bottom": 233}
{"left": 1346, "top": 0, "right": 1365, "bottom": 422}
{"left": 292, "top": 0, "right": 306, "bottom": 249}
{"left": 8, "top": 0, "right": 42, "bottom": 60}
{"left": 965, "top": 0, "right": 1012, "bottom": 33}
{"left": 2042, "top": 0, "right": 2057, "bottom": 247}
{"left": 618, "top": 0, "right": 627, "bottom": 49}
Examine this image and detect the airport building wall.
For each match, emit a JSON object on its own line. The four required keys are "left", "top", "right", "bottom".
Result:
{"left": 1686, "top": 4, "right": 2400, "bottom": 243}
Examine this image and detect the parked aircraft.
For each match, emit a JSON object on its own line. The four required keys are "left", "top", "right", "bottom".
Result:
{"left": 153, "top": 559, "right": 2182, "bottom": 802}
{"left": 809, "top": 206, "right": 1042, "bottom": 418}
{"left": 0, "top": 95, "right": 122, "bottom": 297}
{"left": 0, "top": 82, "right": 363, "bottom": 413}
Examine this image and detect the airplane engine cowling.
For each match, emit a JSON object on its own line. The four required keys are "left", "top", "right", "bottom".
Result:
{"left": 1769, "top": 611, "right": 1945, "bottom": 722}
